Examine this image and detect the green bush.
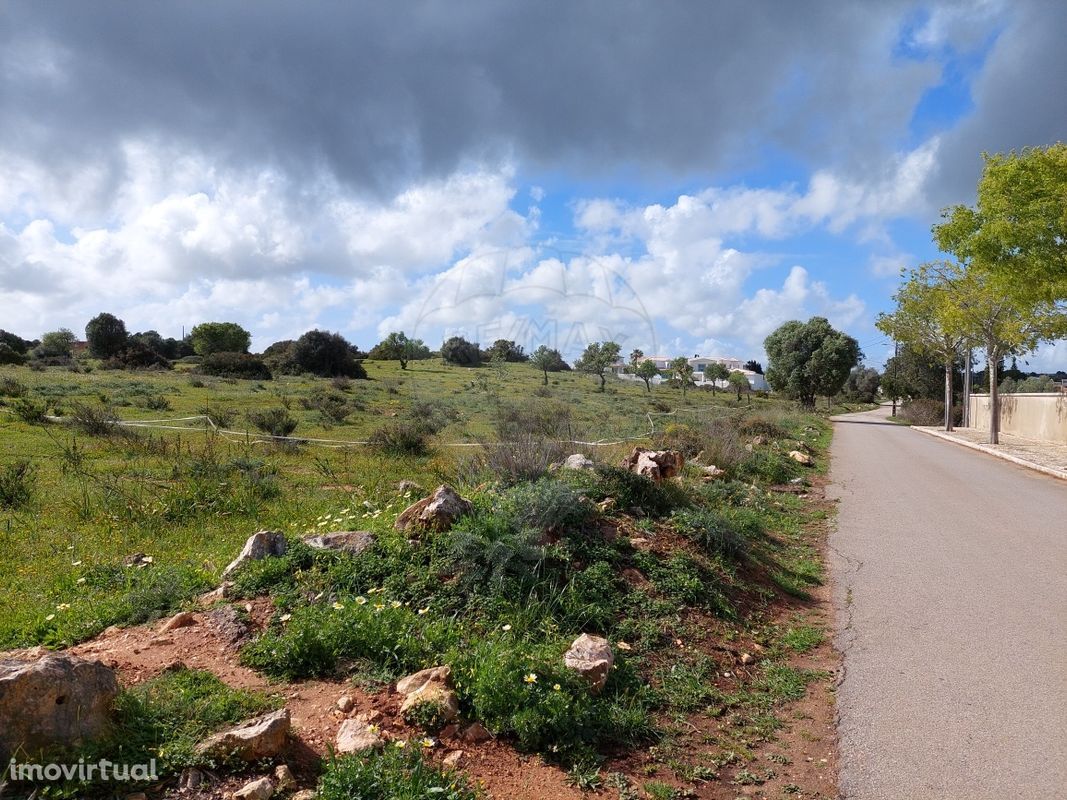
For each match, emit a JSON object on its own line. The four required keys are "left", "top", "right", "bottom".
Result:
{"left": 369, "top": 420, "right": 431, "bottom": 456}
{"left": 199, "top": 352, "right": 273, "bottom": 380}
{"left": 496, "top": 478, "right": 596, "bottom": 535}
{"left": 671, "top": 508, "right": 750, "bottom": 560}
{"left": 0, "top": 376, "right": 28, "bottom": 397}
{"left": 300, "top": 388, "right": 354, "bottom": 424}
{"left": 246, "top": 407, "right": 298, "bottom": 438}
{"left": 654, "top": 422, "right": 705, "bottom": 457}
{"left": 733, "top": 449, "right": 800, "bottom": 485}
{"left": 563, "top": 465, "right": 677, "bottom": 517}
{"left": 318, "top": 748, "right": 478, "bottom": 800}
{"left": 0, "top": 459, "right": 35, "bottom": 509}
{"left": 11, "top": 397, "right": 49, "bottom": 424}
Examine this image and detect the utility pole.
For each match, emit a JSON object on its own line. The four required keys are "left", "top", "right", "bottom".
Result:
{"left": 891, "top": 340, "right": 898, "bottom": 417}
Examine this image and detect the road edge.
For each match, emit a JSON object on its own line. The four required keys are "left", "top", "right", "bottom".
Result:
{"left": 911, "top": 426, "right": 1067, "bottom": 482}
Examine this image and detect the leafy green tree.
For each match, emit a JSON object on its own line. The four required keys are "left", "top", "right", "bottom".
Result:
{"left": 0, "top": 330, "right": 32, "bottom": 355}
{"left": 629, "top": 349, "right": 644, "bottom": 368}
{"left": 876, "top": 262, "right": 971, "bottom": 430}
{"left": 842, "top": 366, "right": 881, "bottom": 404}
{"left": 934, "top": 144, "right": 1067, "bottom": 303}
{"left": 728, "top": 370, "right": 751, "bottom": 402}
{"left": 635, "top": 359, "right": 660, "bottom": 392}
{"left": 702, "top": 362, "right": 729, "bottom": 394}
{"left": 743, "top": 359, "right": 763, "bottom": 374}
{"left": 291, "top": 330, "right": 367, "bottom": 378}
{"left": 764, "top": 317, "right": 861, "bottom": 408}
{"left": 484, "top": 339, "right": 528, "bottom": 363}
{"left": 35, "top": 328, "right": 76, "bottom": 359}
{"left": 880, "top": 346, "right": 947, "bottom": 403}
{"left": 369, "top": 332, "right": 431, "bottom": 369}
{"left": 574, "top": 341, "right": 621, "bottom": 392}
{"left": 0, "top": 343, "right": 25, "bottom": 365}
{"left": 129, "top": 330, "right": 166, "bottom": 356}
{"left": 669, "top": 356, "right": 695, "bottom": 399}
{"left": 84, "top": 312, "right": 129, "bottom": 359}
{"left": 529, "top": 345, "right": 568, "bottom": 385}
{"left": 189, "top": 322, "right": 251, "bottom": 356}
{"left": 441, "top": 336, "right": 482, "bottom": 367}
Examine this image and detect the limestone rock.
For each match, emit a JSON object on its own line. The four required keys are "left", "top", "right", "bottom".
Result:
{"left": 336, "top": 695, "right": 355, "bottom": 713}
{"left": 620, "top": 447, "right": 684, "bottom": 482}
{"left": 234, "top": 777, "right": 274, "bottom": 800}
{"left": 561, "top": 453, "right": 595, "bottom": 470}
{"left": 788, "top": 450, "right": 813, "bottom": 466}
{"left": 699, "top": 465, "right": 726, "bottom": 479}
{"left": 195, "top": 708, "right": 290, "bottom": 762}
{"left": 396, "top": 665, "right": 452, "bottom": 696}
{"left": 563, "top": 634, "right": 614, "bottom": 694}
{"left": 394, "top": 485, "right": 472, "bottom": 534}
{"left": 396, "top": 665, "right": 458, "bottom": 724}
{"left": 302, "top": 531, "right": 375, "bottom": 555}
{"left": 161, "top": 611, "right": 197, "bottom": 632}
{"left": 397, "top": 480, "right": 425, "bottom": 495}
{"left": 273, "top": 764, "right": 296, "bottom": 791}
{"left": 223, "top": 531, "right": 287, "bottom": 577}
{"left": 442, "top": 750, "right": 464, "bottom": 767}
{"left": 0, "top": 654, "right": 119, "bottom": 761}
{"left": 335, "top": 718, "right": 383, "bottom": 754}
{"left": 458, "top": 722, "right": 491, "bottom": 743}
{"left": 179, "top": 768, "right": 205, "bottom": 789}
{"left": 204, "top": 605, "right": 250, "bottom": 647}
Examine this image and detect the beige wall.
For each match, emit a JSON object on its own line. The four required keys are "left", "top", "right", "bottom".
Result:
{"left": 967, "top": 393, "right": 1067, "bottom": 442}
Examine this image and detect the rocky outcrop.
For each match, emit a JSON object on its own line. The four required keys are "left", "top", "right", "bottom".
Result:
{"left": 335, "top": 718, "right": 383, "bottom": 754}
{"left": 234, "top": 777, "right": 274, "bottom": 800}
{"left": 394, "top": 486, "right": 472, "bottom": 534}
{"left": 620, "top": 447, "right": 684, "bottom": 482}
{"left": 0, "top": 654, "right": 119, "bottom": 760}
{"left": 563, "top": 634, "right": 614, "bottom": 694}
{"left": 561, "top": 454, "right": 595, "bottom": 470}
{"left": 195, "top": 708, "right": 290, "bottom": 762}
{"left": 788, "top": 450, "right": 813, "bottom": 466}
{"left": 223, "top": 531, "right": 287, "bottom": 577}
{"left": 396, "top": 665, "right": 459, "bottom": 723}
{"left": 302, "top": 531, "right": 374, "bottom": 555}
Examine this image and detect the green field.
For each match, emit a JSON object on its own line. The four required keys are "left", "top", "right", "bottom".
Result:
{"left": 0, "top": 358, "right": 849, "bottom": 794}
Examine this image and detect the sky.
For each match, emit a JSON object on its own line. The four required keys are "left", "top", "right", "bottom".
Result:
{"left": 1, "top": 1, "right": 1065, "bottom": 369}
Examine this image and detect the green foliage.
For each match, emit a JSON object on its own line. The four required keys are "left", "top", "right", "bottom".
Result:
{"left": 11, "top": 396, "right": 49, "bottom": 424}
{"left": 441, "top": 335, "right": 482, "bottom": 366}
{"left": 0, "top": 376, "right": 28, "bottom": 397}
{"left": 842, "top": 366, "right": 881, "bottom": 403}
{"left": 529, "top": 345, "right": 569, "bottom": 384}
{"left": 733, "top": 449, "right": 801, "bottom": 485}
{"left": 36, "top": 328, "right": 77, "bottom": 359}
{"left": 368, "top": 331, "right": 431, "bottom": 368}
{"left": 0, "top": 459, "right": 35, "bottom": 509}
{"left": 880, "top": 345, "right": 948, "bottom": 401}
{"left": 496, "top": 477, "right": 596, "bottom": 535}
{"left": 189, "top": 322, "right": 251, "bottom": 357}
{"left": 565, "top": 464, "right": 677, "bottom": 518}
{"left": 102, "top": 340, "right": 173, "bottom": 371}
{"left": 484, "top": 339, "right": 528, "bottom": 362}
{"left": 765, "top": 317, "right": 861, "bottom": 407}
{"left": 574, "top": 341, "right": 621, "bottom": 391}
{"left": 634, "top": 359, "right": 660, "bottom": 391}
{"left": 0, "top": 329, "right": 32, "bottom": 355}
{"left": 198, "top": 351, "right": 271, "bottom": 380}
{"left": 84, "top": 312, "right": 129, "bottom": 359}
{"left": 317, "top": 748, "right": 479, "bottom": 800}
{"left": 291, "top": 329, "right": 368, "bottom": 378}
{"left": 781, "top": 625, "right": 824, "bottom": 653}
{"left": 669, "top": 357, "right": 695, "bottom": 397}
{"left": 671, "top": 507, "right": 750, "bottom": 560}
{"left": 369, "top": 420, "right": 431, "bottom": 455}
{"left": 934, "top": 144, "right": 1067, "bottom": 303}
{"left": 246, "top": 407, "right": 298, "bottom": 437}
{"left": 0, "top": 342, "right": 26, "bottom": 365}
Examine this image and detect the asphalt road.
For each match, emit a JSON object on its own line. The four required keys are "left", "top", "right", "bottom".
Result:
{"left": 828, "top": 406, "right": 1067, "bottom": 800}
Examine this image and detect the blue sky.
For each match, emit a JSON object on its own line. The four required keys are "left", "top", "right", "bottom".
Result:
{"left": 1, "top": 1, "right": 1064, "bottom": 369}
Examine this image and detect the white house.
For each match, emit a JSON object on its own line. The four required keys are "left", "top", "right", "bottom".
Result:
{"left": 611, "top": 354, "right": 769, "bottom": 391}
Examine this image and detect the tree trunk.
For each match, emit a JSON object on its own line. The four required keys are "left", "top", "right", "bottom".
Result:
{"left": 643, "top": 379, "right": 651, "bottom": 392}
{"left": 598, "top": 373, "right": 606, "bottom": 392}
{"left": 988, "top": 354, "right": 1000, "bottom": 445}
{"left": 943, "top": 359, "right": 954, "bottom": 432}
{"left": 542, "top": 368, "right": 548, "bottom": 386}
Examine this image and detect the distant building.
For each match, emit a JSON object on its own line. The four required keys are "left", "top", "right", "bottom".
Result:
{"left": 610, "top": 353, "right": 770, "bottom": 391}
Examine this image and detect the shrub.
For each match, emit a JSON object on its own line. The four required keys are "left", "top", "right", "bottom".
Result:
{"left": 198, "top": 352, "right": 272, "bottom": 380}
{"left": 733, "top": 449, "right": 801, "bottom": 485}
{"left": 899, "top": 398, "right": 961, "bottom": 426}
{"left": 480, "top": 401, "right": 573, "bottom": 484}
{"left": 564, "top": 465, "right": 677, "bottom": 518}
{"left": 0, "top": 343, "right": 26, "bottom": 365}
{"left": 369, "top": 420, "right": 431, "bottom": 456}
{"left": 738, "top": 414, "right": 790, "bottom": 440}
{"left": 317, "top": 749, "right": 478, "bottom": 800}
{"left": 409, "top": 399, "right": 459, "bottom": 433}
{"left": 695, "top": 416, "right": 747, "bottom": 472}
{"left": 441, "top": 336, "right": 481, "bottom": 367}
{"left": 0, "top": 460, "right": 35, "bottom": 509}
{"left": 246, "top": 408, "right": 298, "bottom": 438}
{"left": 190, "top": 322, "right": 251, "bottom": 356}
{"left": 671, "top": 508, "right": 750, "bottom": 560}
{"left": 497, "top": 478, "right": 596, "bottom": 536}
{"left": 654, "top": 422, "right": 704, "bottom": 457}
{"left": 102, "top": 340, "right": 172, "bottom": 370}
{"left": 68, "top": 401, "right": 121, "bottom": 436}
{"left": 11, "top": 397, "right": 48, "bottom": 424}
{"left": 290, "top": 330, "right": 367, "bottom": 378}
{"left": 301, "top": 388, "right": 353, "bottom": 424}
{"left": 0, "top": 377, "right": 28, "bottom": 397}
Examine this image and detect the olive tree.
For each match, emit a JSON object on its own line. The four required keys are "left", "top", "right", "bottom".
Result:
{"left": 85, "top": 313, "right": 129, "bottom": 359}
{"left": 574, "top": 341, "right": 621, "bottom": 392}
{"left": 764, "top": 317, "right": 861, "bottom": 408}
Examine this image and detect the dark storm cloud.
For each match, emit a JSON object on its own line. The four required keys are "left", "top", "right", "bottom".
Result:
{"left": 1, "top": 0, "right": 931, "bottom": 199}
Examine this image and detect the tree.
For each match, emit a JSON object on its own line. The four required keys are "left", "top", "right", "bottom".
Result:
{"left": 35, "top": 328, "right": 76, "bottom": 359}
{"left": 441, "top": 336, "right": 482, "bottom": 367}
{"left": 529, "top": 345, "right": 568, "bottom": 385}
{"left": 0, "top": 330, "right": 32, "bottom": 355}
{"left": 85, "top": 312, "right": 129, "bottom": 359}
{"left": 129, "top": 330, "right": 166, "bottom": 356}
{"left": 950, "top": 266, "right": 1066, "bottom": 443}
{"left": 880, "top": 346, "right": 947, "bottom": 403}
{"left": 703, "top": 362, "right": 729, "bottom": 395}
{"left": 842, "top": 366, "right": 881, "bottom": 404}
{"left": 876, "top": 262, "right": 971, "bottom": 430}
{"left": 934, "top": 144, "right": 1067, "bottom": 304}
{"left": 574, "top": 341, "right": 621, "bottom": 391}
{"left": 764, "top": 317, "right": 861, "bottom": 408}
{"left": 291, "top": 330, "right": 367, "bottom": 378}
{"left": 728, "top": 370, "right": 751, "bottom": 403}
{"left": 635, "top": 359, "right": 660, "bottom": 392}
{"left": 0, "top": 343, "right": 25, "bottom": 365}
{"left": 369, "top": 332, "right": 431, "bottom": 369}
{"left": 484, "top": 339, "right": 528, "bottom": 363}
{"left": 743, "top": 359, "right": 763, "bottom": 374}
{"left": 189, "top": 322, "right": 251, "bottom": 356}
{"left": 669, "top": 356, "right": 695, "bottom": 399}
{"left": 629, "top": 349, "right": 645, "bottom": 368}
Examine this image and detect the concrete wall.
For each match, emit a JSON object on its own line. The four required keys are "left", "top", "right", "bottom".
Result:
{"left": 967, "top": 393, "right": 1067, "bottom": 442}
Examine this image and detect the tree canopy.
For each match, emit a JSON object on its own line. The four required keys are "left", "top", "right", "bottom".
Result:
{"left": 764, "top": 317, "right": 861, "bottom": 408}
{"left": 369, "top": 332, "right": 431, "bottom": 368}
{"left": 291, "top": 330, "right": 367, "bottom": 378}
{"left": 189, "top": 322, "right": 251, "bottom": 356}
{"left": 574, "top": 341, "right": 621, "bottom": 391}
{"left": 441, "top": 336, "right": 482, "bottom": 367}
{"left": 529, "top": 345, "right": 569, "bottom": 384}
{"left": 85, "top": 312, "right": 129, "bottom": 359}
